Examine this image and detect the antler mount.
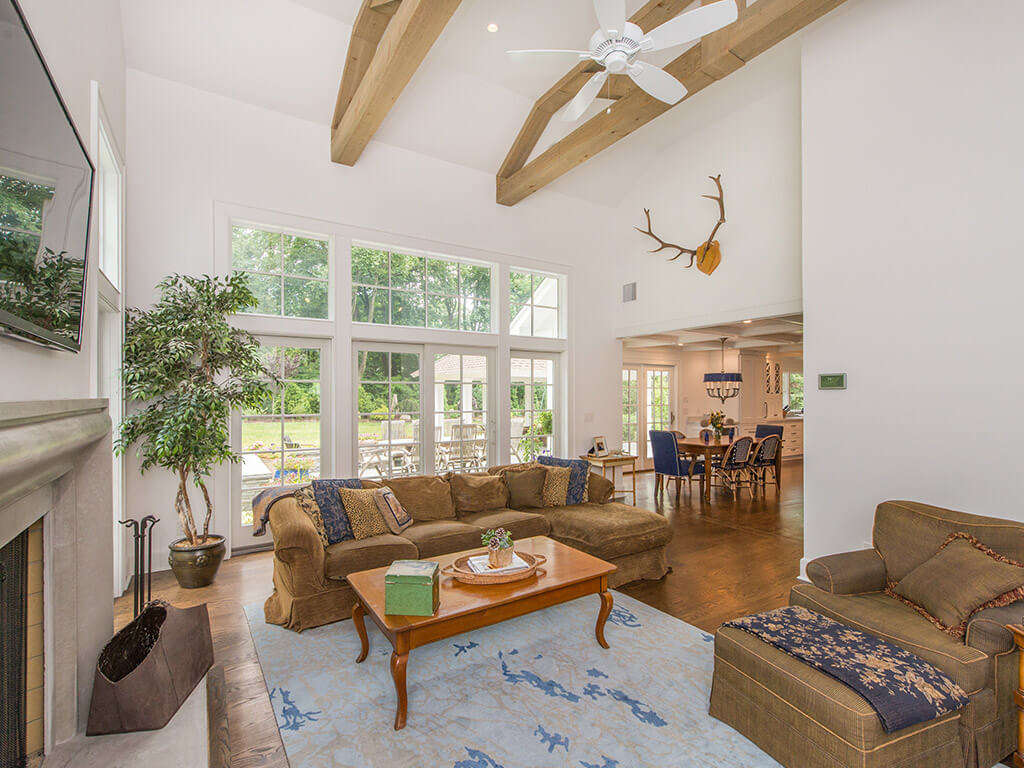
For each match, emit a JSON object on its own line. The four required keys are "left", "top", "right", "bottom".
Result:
{"left": 636, "top": 174, "right": 726, "bottom": 275}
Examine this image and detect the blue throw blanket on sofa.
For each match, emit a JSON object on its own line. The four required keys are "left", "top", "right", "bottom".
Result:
{"left": 724, "top": 605, "right": 969, "bottom": 733}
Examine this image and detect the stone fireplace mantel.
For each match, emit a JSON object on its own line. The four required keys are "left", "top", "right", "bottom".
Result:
{"left": 0, "top": 399, "right": 113, "bottom": 754}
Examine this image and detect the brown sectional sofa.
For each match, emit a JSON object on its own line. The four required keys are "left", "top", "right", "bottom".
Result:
{"left": 788, "top": 501, "right": 1024, "bottom": 768}
{"left": 262, "top": 468, "right": 672, "bottom": 632}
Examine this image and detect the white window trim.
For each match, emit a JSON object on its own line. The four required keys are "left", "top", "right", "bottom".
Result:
{"left": 214, "top": 201, "right": 575, "bottom": 481}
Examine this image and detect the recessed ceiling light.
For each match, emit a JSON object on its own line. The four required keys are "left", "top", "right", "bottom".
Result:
{"left": 742, "top": 319, "right": 753, "bottom": 324}
{"left": 487, "top": 22, "right": 499, "bottom": 32}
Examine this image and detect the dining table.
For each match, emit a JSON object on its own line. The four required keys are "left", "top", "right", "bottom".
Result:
{"left": 675, "top": 438, "right": 731, "bottom": 501}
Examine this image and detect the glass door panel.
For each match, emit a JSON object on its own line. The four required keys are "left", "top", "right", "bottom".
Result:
{"left": 356, "top": 349, "right": 423, "bottom": 479}
{"left": 434, "top": 352, "right": 490, "bottom": 472}
{"left": 511, "top": 355, "right": 557, "bottom": 462}
{"left": 621, "top": 367, "right": 639, "bottom": 457}
{"left": 645, "top": 367, "right": 674, "bottom": 461}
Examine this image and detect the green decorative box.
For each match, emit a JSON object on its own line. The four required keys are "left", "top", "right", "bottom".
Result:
{"left": 385, "top": 560, "right": 439, "bottom": 616}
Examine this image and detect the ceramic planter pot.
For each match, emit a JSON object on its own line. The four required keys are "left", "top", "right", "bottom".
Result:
{"left": 488, "top": 547, "right": 514, "bottom": 569}
{"left": 167, "top": 535, "right": 226, "bottom": 588}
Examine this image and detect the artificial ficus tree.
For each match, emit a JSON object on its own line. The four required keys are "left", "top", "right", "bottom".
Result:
{"left": 116, "top": 273, "right": 279, "bottom": 546}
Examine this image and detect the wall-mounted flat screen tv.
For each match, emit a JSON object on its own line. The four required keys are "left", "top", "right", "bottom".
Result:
{"left": 0, "top": 0, "right": 93, "bottom": 351}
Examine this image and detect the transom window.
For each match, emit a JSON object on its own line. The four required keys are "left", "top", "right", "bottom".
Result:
{"left": 511, "top": 355, "right": 556, "bottom": 462}
{"left": 510, "top": 269, "right": 561, "bottom": 338}
{"left": 231, "top": 225, "right": 329, "bottom": 319}
{"left": 351, "top": 245, "right": 492, "bottom": 332}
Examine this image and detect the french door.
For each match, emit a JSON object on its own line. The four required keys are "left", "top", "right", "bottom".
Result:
{"left": 354, "top": 343, "right": 494, "bottom": 478}
{"left": 232, "top": 336, "right": 332, "bottom": 550}
{"left": 622, "top": 365, "right": 676, "bottom": 470}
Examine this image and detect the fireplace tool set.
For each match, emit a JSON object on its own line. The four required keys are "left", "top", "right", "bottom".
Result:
{"left": 120, "top": 515, "right": 158, "bottom": 618}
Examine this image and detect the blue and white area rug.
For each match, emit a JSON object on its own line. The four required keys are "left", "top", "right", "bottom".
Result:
{"left": 244, "top": 592, "right": 779, "bottom": 768}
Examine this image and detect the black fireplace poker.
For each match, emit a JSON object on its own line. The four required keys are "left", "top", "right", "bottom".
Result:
{"left": 120, "top": 515, "right": 159, "bottom": 618}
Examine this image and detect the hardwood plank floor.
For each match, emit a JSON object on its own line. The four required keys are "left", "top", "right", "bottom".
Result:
{"left": 113, "top": 460, "right": 803, "bottom": 767}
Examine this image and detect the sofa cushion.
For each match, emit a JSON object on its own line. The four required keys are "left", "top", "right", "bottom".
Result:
{"left": 890, "top": 533, "right": 1024, "bottom": 637}
{"left": 789, "top": 582, "right": 992, "bottom": 694}
{"left": 324, "top": 534, "right": 418, "bottom": 581}
{"left": 539, "top": 502, "right": 671, "bottom": 561}
{"left": 459, "top": 509, "right": 550, "bottom": 541}
{"left": 294, "top": 485, "right": 328, "bottom": 547}
{"left": 541, "top": 465, "right": 572, "bottom": 507}
{"left": 373, "top": 487, "right": 413, "bottom": 534}
{"left": 872, "top": 500, "right": 1024, "bottom": 583}
{"left": 311, "top": 478, "right": 363, "bottom": 544}
{"left": 449, "top": 472, "right": 509, "bottom": 514}
{"left": 363, "top": 475, "right": 456, "bottom": 521}
{"left": 587, "top": 472, "right": 614, "bottom": 505}
{"left": 503, "top": 466, "right": 546, "bottom": 508}
{"left": 537, "top": 456, "right": 590, "bottom": 504}
{"left": 400, "top": 520, "right": 484, "bottom": 558}
{"left": 337, "top": 487, "right": 390, "bottom": 540}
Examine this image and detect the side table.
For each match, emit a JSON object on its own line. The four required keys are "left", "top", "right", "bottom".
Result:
{"left": 580, "top": 454, "right": 638, "bottom": 506}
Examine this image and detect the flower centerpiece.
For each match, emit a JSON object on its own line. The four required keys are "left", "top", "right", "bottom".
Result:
{"left": 482, "top": 527, "right": 514, "bottom": 568}
{"left": 709, "top": 410, "right": 726, "bottom": 442}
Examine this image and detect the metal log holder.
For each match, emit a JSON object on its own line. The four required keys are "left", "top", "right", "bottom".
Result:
{"left": 120, "top": 516, "right": 159, "bottom": 618}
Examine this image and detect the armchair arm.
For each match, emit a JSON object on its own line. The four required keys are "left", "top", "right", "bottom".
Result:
{"left": 806, "top": 549, "right": 886, "bottom": 594}
{"left": 268, "top": 497, "right": 326, "bottom": 597}
{"left": 965, "top": 602, "right": 1024, "bottom": 655}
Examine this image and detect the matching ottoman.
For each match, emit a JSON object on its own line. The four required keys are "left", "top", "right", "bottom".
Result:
{"left": 710, "top": 624, "right": 966, "bottom": 768}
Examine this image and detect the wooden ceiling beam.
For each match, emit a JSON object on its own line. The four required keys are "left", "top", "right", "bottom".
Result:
{"left": 496, "top": 0, "right": 847, "bottom": 206}
{"left": 331, "top": 0, "right": 462, "bottom": 166}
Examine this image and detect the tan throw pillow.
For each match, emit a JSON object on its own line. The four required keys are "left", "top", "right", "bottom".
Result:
{"left": 888, "top": 532, "right": 1024, "bottom": 637}
{"left": 449, "top": 472, "right": 510, "bottom": 514}
{"left": 502, "top": 466, "right": 546, "bottom": 509}
{"left": 542, "top": 465, "right": 572, "bottom": 507}
{"left": 373, "top": 475, "right": 456, "bottom": 521}
{"left": 337, "top": 487, "right": 389, "bottom": 540}
{"left": 294, "top": 485, "right": 328, "bottom": 547}
{"left": 587, "top": 472, "right": 614, "bottom": 504}
{"left": 374, "top": 487, "right": 413, "bottom": 534}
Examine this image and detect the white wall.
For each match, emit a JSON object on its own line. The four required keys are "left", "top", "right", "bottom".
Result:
{"left": 802, "top": 0, "right": 1024, "bottom": 562}
{"left": 611, "top": 40, "right": 804, "bottom": 338}
{"left": 124, "top": 69, "right": 621, "bottom": 563}
{"left": 0, "top": 0, "right": 125, "bottom": 400}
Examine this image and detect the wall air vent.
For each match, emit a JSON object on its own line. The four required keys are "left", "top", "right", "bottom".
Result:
{"left": 622, "top": 282, "right": 637, "bottom": 302}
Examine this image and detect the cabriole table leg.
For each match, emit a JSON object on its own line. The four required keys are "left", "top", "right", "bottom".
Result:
{"left": 1006, "top": 624, "right": 1024, "bottom": 767}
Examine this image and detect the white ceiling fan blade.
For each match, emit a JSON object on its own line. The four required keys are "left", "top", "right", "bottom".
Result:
{"left": 593, "top": 0, "right": 627, "bottom": 38}
{"left": 562, "top": 71, "right": 608, "bottom": 122}
{"left": 627, "top": 62, "right": 687, "bottom": 105}
{"left": 507, "top": 49, "right": 592, "bottom": 57}
{"left": 642, "top": 0, "right": 739, "bottom": 52}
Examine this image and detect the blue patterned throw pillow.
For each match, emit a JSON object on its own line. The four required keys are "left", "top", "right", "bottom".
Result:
{"left": 537, "top": 456, "right": 589, "bottom": 505}
{"left": 311, "top": 479, "right": 362, "bottom": 544}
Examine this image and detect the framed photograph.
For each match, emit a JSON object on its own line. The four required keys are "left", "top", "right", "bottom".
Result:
{"left": 592, "top": 436, "right": 609, "bottom": 457}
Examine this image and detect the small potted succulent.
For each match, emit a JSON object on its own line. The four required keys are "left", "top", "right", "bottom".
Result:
{"left": 482, "top": 527, "right": 513, "bottom": 568}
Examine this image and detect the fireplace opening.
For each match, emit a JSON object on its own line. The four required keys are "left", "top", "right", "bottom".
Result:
{"left": 0, "top": 520, "right": 43, "bottom": 768}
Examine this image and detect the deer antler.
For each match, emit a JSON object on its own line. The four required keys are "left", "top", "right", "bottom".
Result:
{"left": 635, "top": 209, "right": 698, "bottom": 267}
{"left": 635, "top": 175, "right": 726, "bottom": 267}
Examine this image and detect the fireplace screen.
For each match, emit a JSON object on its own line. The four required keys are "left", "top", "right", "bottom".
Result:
{"left": 0, "top": 529, "right": 28, "bottom": 768}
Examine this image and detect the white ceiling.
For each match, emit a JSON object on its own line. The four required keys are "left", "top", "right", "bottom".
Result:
{"left": 119, "top": 0, "right": 799, "bottom": 206}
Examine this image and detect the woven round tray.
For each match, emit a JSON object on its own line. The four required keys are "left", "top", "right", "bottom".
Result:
{"left": 440, "top": 551, "right": 547, "bottom": 585}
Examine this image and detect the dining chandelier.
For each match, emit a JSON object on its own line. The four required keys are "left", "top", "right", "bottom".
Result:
{"left": 704, "top": 337, "right": 742, "bottom": 403}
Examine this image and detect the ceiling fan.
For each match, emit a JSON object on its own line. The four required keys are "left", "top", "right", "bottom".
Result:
{"left": 509, "top": 0, "right": 739, "bottom": 122}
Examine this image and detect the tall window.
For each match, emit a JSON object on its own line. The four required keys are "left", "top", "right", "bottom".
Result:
{"left": 510, "top": 269, "right": 561, "bottom": 338}
{"left": 784, "top": 372, "right": 805, "bottom": 412}
{"left": 622, "top": 368, "right": 639, "bottom": 456}
{"left": 435, "top": 353, "right": 489, "bottom": 471}
{"left": 356, "top": 348, "right": 422, "bottom": 479}
{"left": 231, "top": 225, "right": 329, "bottom": 319}
{"left": 240, "top": 344, "right": 324, "bottom": 525}
{"left": 97, "top": 128, "right": 121, "bottom": 287}
{"left": 351, "top": 245, "right": 492, "bottom": 332}
{"left": 511, "top": 355, "right": 555, "bottom": 462}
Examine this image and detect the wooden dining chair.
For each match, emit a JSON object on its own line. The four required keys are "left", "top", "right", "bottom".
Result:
{"left": 712, "top": 435, "right": 755, "bottom": 497}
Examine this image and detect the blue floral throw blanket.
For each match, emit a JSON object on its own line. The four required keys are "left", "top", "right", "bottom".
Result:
{"left": 724, "top": 606, "right": 969, "bottom": 733}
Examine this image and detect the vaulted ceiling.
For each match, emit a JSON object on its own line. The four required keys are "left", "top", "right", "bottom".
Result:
{"left": 119, "top": 0, "right": 836, "bottom": 206}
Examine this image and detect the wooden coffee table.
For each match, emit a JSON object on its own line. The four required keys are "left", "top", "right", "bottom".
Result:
{"left": 346, "top": 536, "right": 617, "bottom": 730}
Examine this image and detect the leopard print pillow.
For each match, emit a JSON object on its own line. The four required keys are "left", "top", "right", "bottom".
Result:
{"left": 541, "top": 465, "right": 572, "bottom": 507}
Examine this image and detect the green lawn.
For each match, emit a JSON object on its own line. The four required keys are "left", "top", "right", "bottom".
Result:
{"left": 241, "top": 418, "right": 321, "bottom": 450}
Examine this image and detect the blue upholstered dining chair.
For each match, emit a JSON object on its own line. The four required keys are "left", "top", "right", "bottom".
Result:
{"left": 649, "top": 430, "right": 704, "bottom": 502}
